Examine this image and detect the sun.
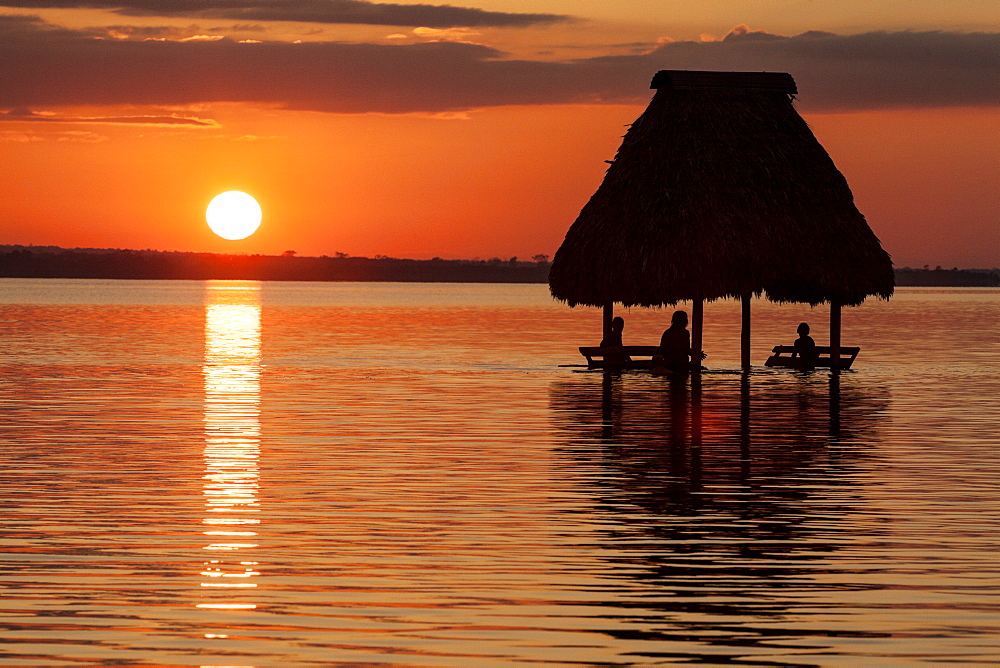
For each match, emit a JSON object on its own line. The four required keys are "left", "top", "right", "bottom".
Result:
{"left": 206, "top": 191, "right": 262, "bottom": 241}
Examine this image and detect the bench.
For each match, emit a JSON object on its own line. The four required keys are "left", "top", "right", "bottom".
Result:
{"left": 764, "top": 345, "right": 860, "bottom": 370}
{"left": 579, "top": 345, "right": 661, "bottom": 369}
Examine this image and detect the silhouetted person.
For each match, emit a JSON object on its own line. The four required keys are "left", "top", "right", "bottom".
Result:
{"left": 653, "top": 310, "right": 705, "bottom": 373}
{"left": 601, "top": 316, "right": 625, "bottom": 347}
{"left": 792, "top": 322, "right": 817, "bottom": 370}
{"left": 600, "top": 316, "right": 631, "bottom": 365}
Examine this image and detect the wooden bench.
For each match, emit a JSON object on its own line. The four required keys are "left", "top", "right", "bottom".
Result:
{"left": 765, "top": 345, "right": 860, "bottom": 370}
{"left": 579, "top": 345, "right": 661, "bottom": 369}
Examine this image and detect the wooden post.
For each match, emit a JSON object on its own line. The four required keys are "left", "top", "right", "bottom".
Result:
{"left": 741, "top": 294, "right": 751, "bottom": 370}
{"left": 830, "top": 300, "right": 841, "bottom": 371}
{"left": 690, "top": 369, "right": 703, "bottom": 454}
{"left": 691, "top": 298, "right": 704, "bottom": 372}
{"left": 602, "top": 302, "right": 613, "bottom": 342}
{"left": 829, "top": 371, "right": 841, "bottom": 437}
{"left": 601, "top": 371, "right": 615, "bottom": 441}
{"left": 739, "top": 371, "right": 750, "bottom": 476}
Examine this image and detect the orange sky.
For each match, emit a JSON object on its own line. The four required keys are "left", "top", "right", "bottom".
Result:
{"left": 1, "top": 1, "right": 997, "bottom": 267}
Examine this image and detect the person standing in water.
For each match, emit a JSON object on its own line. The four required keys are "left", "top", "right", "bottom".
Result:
{"left": 654, "top": 310, "right": 705, "bottom": 373}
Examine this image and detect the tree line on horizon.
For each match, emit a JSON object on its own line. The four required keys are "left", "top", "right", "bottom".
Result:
{"left": 893, "top": 265, "right": 999, "bottom": 286}
{"left": 0, "top": 246, "right": 551, "bottom": 283}
{"left": 0, "top": 246, "right": 996, "bottom": 286}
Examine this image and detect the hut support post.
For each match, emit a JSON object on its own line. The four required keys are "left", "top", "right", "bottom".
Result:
{"left": 741, "top": 294, "right": 751, "bottom": 370}
{"left": 692, "top": 298, "right": 704, "bottom": 372}
{"left": 830, "top": 301, "right": 841, "bottom": 371}
{"left": 603, "top": 302, "right": 613, "bottom": 342}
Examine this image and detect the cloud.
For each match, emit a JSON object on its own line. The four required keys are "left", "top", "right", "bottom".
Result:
{"left": 231, "top": 133, "right": 286, "bottom": 140}
{"left": 83, "top": 23, "right": 266, "bottom": 40}
{"left": 0, "top": 128, "right": 108, "bottom": 142}
{"left": 411, "top": 26, "right": 481, "bottom": 42}
{"left": 1, "top": 17, "right": 997, "bottom": 114}
{"left": 578, "top": 27, "right": 1000, "bottom": 112}
{"left": 0, "top": 130, "right": 45, "bottom": 142}
{"left": 0, "top": 106, "right": 219, "bottom": 126}
{"left": 56, "top": 130, "right": 108, "bottom": 142}
{"left": 0, "top": 0, "right": 571, "bottom": 28}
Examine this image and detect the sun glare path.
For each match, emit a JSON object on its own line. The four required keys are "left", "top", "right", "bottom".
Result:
{"left": 206, "top": 191, "right": 262, "bottom": 241}
{"left": 200, "top": 281, "right": 262, "bottom": 618}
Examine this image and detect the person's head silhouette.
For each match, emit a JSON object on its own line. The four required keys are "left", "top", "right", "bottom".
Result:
{"left": 612, "top": 316, "right": 624, "bottom": 333}
{"left": 671, "top": 310, "right": 688, "bottom": 328}
{"left": 797, "top": 322, "right": 810, "bottom": 336}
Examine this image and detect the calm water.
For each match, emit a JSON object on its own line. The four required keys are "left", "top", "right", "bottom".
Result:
{"left": 1, "top": 279, "right": 998, "bottom": 666}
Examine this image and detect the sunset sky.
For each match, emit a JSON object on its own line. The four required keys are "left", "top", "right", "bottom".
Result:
{"left": 1, "top": 1, "right": 997, "bottom": 267}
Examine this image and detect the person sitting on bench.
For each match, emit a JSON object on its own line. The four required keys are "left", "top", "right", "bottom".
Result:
{"left": 600, "top": 316, "right": 631, "bottom": 364}
{"left": 652, "top": 310, "right": 705, "bottom": 373}
{"left": 793, "top": 322, "right": 817, "bottom": 370}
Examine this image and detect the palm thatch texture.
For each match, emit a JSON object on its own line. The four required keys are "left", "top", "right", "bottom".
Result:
{"left": 549, "top": 70, "right": 894, "bottom": 309}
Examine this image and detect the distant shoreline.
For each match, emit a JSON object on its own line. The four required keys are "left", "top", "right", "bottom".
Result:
{"left": 0, "top": 245, "right": 550, "bottom": 284}
{"left": 893, "top": 267, "right": 999, "bottom": 287}
{"left": 1, "top": 246, "right": 997, "bottom": 287}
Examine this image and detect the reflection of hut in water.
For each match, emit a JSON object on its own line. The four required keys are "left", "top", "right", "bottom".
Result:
{"left": 549, "top": 70, "right": 894, "bottom": 368}
{"left": 552, "top": 374, "right": 888, "bottom": 503}
{"left": 548, "top": 375, "right": 891, "bottom": 657}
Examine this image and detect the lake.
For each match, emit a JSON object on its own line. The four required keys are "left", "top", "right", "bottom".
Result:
{"left": 1, "top": 279, "right": 998, "bottom": 665}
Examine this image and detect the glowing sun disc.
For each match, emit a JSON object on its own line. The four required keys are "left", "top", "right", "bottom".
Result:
{"left": 207, "top": 191, "right": 262, "bottom": 240}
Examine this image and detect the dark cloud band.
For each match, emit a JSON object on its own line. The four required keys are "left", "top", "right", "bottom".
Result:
{"left": 0, "top": 0, "right": 571, "bottom": 28}
{"left": 1, "top": 17, "right": 997, "bottom": 113}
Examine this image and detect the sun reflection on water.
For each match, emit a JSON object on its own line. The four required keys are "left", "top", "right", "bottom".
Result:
{"left": 201, "top": 281, "right": 262, "bottom": 612}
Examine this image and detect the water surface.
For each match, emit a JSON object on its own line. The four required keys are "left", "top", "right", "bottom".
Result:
{"left": 1, "top": 280, "right": 998, "bottom": 665}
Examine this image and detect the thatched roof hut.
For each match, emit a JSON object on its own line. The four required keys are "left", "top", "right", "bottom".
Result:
{"left": 549, "top": 70, "right": 894, "bottom": 310}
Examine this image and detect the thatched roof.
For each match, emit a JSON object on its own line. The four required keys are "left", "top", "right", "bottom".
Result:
{"left": 549, "top": 70, "right": 894, "bottom": 308}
